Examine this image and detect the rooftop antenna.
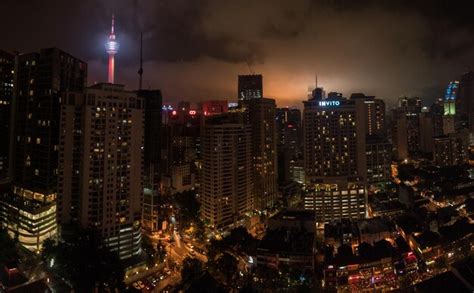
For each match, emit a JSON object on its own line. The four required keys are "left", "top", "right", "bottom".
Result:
{"left": 315, "top": 74, "right": 318, "bottom": 89}
{"left": 138, "top": 32, "right": 143, "bottom": 90}
{"left": 247, "top": 60, "right": 255, "bottom": 75}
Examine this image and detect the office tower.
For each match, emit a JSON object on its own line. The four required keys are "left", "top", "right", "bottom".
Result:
{"left": 303, "top": 96, "right": 367, "bottom": 222}
{"left": 161, "top": 123, "right": 198, "bottom": 195}
{"left": 430, "top": 99, "right": 445, "bottom": 137}
{"left": 238, "top": 74, "right": 262, "bottom": 101}
{"left": 199, "top": 114, "right": 253, "bottom": 229}
{"left": 433, "top": 133, "right": 468, "bottom": 167}
{"left": 0, "top": 48, "right": 86, "bottom": 252}
{"left": 458, "top": 71, "right": 474, "bottom": 130}
{"left": 198, "top": 100, "right": 228, "bottom": 116}
{"left": 350, "top": 93, "right": 386, "bottom": 136}
{"left": 106, "top": 15, "right": 119, "bottom": 83}
{"left": 365, "top": 136, "right": 392, "bottom": 188}
{"left": 392, "top": 97, "right": 422, "bottom": 159}
{"left": 419, "top": 109, "right": 434, "bottom": 154}
{"left": 276, "top": 107, "right": 302, "bottom": 184}
{"left": 246, "top": 98, "right": 278, "bottom": 210}
{"left": 0, "top": 50, "right": 14, "bottom": 181}
{"left": 58, "top": 83, "right": 143, "bottom": 259}
{"left": 443, "top": 81, "right": 459, "bottom": 134}
{"left": 140, "top": 90, "right": 162, "bottom": 234}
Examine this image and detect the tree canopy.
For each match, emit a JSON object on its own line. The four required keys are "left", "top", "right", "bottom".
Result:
{"left": 0, "top": 228, "right": 18, "bottom": 266}
{"left": 42, "top": 229, "right": 124, "bottom": 292}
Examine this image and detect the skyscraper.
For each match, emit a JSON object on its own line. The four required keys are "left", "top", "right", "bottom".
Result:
{"left": 199, "top": 114, "right": 253, "bottom": 229}
{"left": 430, "top": 99, "right": 445, "bottom": 137}
{"left": 58, "top": 83, "right": 143, "bottom": 259}
{"left": 160, "top": 121, "right": 199, "bottom": 195}
{"left": 303, "top": 96, "right": 367, "bottom": 222}
{"left": 0, "top": 50, "right": 14, "bottom": 181}
{"left": 0, "top": 48, "right": 87, "bottom": 252}
{"left": 238, "top": 74, "right": 263, "bottom": 101}
{"left": 458, "top": 71, "right": 474, "bottom": 130}
{"left": 443, "top": 81, "right": 459, "bottom": 134}
{"left": 433, "top": 133, "right": 468, "bottom": 167}
{"left": 246, "top": 98, "right": 278, "bottom": 211}
{"left": 350, "top": 93, "right": 386, "bottom": 136}
{"left": 276, "top": 107, "right": 302, "bottom": 184}
{"left": 140, "top": 90, "right": 162, "bottom": 234}
{"left": 419, "top": 109, "right": 434, "bottom": 154}
{"left": 106, "top": 15, "right": 119, "bottom": 84}
{"left": 365, "top": 136, "right": 392, "bottom": 187}
{"left": 392, "top": 97, "right": 422, "bottom": 159}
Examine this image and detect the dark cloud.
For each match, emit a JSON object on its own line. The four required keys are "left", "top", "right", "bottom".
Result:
{"left": 1, "top": 0, "right": 473, "bottom": 104}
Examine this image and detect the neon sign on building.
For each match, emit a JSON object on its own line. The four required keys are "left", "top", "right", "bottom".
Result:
{"left": 318, "top": 100, "right": 340, "bottom": 107}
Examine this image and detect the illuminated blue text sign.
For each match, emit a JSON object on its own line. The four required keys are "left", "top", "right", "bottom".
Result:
{"left": 319, "top": 100, "right": 340, "bottom": 107}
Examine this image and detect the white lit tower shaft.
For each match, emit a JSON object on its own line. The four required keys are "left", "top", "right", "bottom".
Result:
{"left": 106, "top": 15, "right": 119, "bottom": 83}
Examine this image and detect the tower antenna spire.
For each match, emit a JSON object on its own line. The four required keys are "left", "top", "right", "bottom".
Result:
{"left": 111, "top": 14, "right": 115, "bottom": 35}
{"left": 138, "top": 32, "right": 143, "bottom": 90}
{"left": 315, "top": 74, "right": 318, "bottom": 89}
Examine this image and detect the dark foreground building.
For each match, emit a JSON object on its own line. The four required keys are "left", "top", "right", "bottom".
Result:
{"left": 0, "top": 48, "right": 87, "bottom": 252}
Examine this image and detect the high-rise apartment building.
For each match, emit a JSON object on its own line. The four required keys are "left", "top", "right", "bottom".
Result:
{"left": 0, "top": 48, "right": 86, "bottom": 252}
{"left": 392, "top": 97, "right": 422, "bottom": 159}
{"left": 140, "top": 90, "right": 162, "bottom": 234}
{"left": 199, "top": 114, "right": 253, "bottom": 229}
{"left": 0, "top": 50, "right": 14, "bottom": 181}
{"left": 430, "top": 99, "right": 445, "bottom": 137}
{"left": 160, "top": 123, "right": 198, "bottom": 195}
{"left": 58, "top": 83, "right": 143, "bottom": 259}
{"left": 458, "top": 71, "right": 474, "bottom": 130}
{"left": 276, "top": 107, "right": 302, "bottom": 184}
{"left": 365, "top": 136, "right": 392, "bottom": 187}
{"left": 303, "top": 97, "right": 367, "bottom": 222}
{"left": 433, "top": 133, "right": 468, "bottom": 167}
{"left": 238, "top": 74, "right": 263, "bottom": 101}
{"left": 419, "top": 109, "right": 434, "bottom": 154}
{"left": 350, "top": 93, "right": 386, "bottom": 136}
{"left": 246, "top": 98, "right": 278, "bottom": 211}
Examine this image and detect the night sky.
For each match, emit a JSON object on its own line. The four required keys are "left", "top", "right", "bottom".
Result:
{"left": 2, "top": 0, "right": 474, "bottom": 107}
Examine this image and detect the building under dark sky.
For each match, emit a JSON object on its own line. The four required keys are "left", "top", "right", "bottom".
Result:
{"left": 0, "top": 50, "right": 13, "bottom": 182}
{"left": 238, "top": 74, "right": 263, "bottom": 102}
{"left": 2, "top": 1, "right": 473, "bottom": 106}
{"left": 0, "top": 48, "right": 87, "bottom": 252}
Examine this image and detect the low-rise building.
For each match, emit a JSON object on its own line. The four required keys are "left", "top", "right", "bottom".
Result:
{"left": 257, "top": 228, "right": 315, "bottom": 271}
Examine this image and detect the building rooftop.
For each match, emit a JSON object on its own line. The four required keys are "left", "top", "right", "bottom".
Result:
{"left": 357, "top": 217, "right": 394, "bottom": 235}
{"left": 395, "top": 213, "right": 424, "bottom": 235}
{"left": 413, "top": 231, "right": 441, "bottom": 249}
{"left": 258, "top": 228, "right": 314, "bottom": 255}
{"left": 271, "top": 209, "right": 315, "bottom": 222}
{"left": 324, "top": 220, "right": 359, "bottom": 240}
{"left": 438, "top": 217, "right": 474, "bottom": 242}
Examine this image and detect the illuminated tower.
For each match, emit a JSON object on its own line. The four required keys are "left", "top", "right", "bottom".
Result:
{"left": 106, "top": 15, "right": 119, "bottom": 84}
{"left": 443, "top": 81, "right": 459, "bottom": 134}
